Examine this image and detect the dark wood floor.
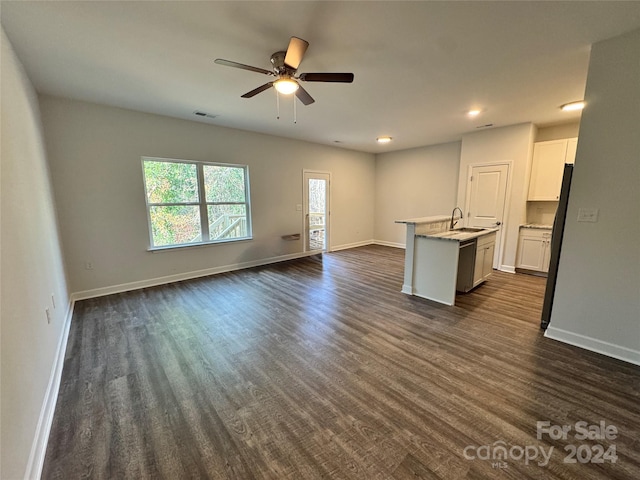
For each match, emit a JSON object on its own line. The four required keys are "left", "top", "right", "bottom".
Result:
{"left": 43, "top": 245, "right": 640, "bottom": 479}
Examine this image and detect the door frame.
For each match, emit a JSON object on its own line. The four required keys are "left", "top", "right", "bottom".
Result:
{"left": 302, "top": 169, "right": 331, "bottom": 253}
{"left": 463, "top": 161, "right": 513, "bottom": 270}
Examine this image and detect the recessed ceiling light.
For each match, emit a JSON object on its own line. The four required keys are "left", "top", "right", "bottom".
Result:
{"left": 561, "top": 101, "right": 585, "bottom": 112}
{"left": 376, "top": 136, "right": 392, "bottom": 144}
{"left": 467, "top": 109, "right": 481, "bottom": 117}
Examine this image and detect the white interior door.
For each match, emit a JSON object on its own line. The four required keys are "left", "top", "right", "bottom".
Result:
{"left": 303, "top": 171, "right": 330, "bottom": 252}
{"left": 466, "top": 163, "right": 509, "bottom": 268}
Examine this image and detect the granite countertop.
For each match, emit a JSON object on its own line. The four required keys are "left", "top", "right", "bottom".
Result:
{"left": 521, "top": 224, "right": 553, "bottom": 230}
{"left": 417, "top": 227, "right": 499, "bottom": 242}
{"left": 395, "top": 215, "right": 456, "bottom": 225}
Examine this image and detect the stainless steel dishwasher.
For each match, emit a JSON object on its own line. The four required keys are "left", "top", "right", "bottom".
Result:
{"left": 456, "top": 238, "right": 476, "bottom": 293}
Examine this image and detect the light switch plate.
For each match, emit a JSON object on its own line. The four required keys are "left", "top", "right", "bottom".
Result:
{"left": 577, "top": 208, "right": 599, "bottom": 222}
{"left": 296, "top": 204, "right": 302, "bottom": 211}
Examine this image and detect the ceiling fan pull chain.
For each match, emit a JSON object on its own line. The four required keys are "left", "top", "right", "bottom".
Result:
{"left": 294, "top": 95, "right": 297, "bottom": 124}
{"left": 276, "top": 90, "right": 280, "bottom": 120}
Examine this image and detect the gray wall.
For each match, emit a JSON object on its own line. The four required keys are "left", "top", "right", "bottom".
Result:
{"left": 535, "top": 121, "right": 580, "bottom": 142}
{"left": 39, "top": 96, "right": 376, "bottom": 295}
{"left": 374, "top": 142, "right": 461, "bottom": 246}
{"left": 547, "top": 28, "right": 640, "bottom": 364}
{"left": 1, "top": 30, "right": 70, "bottom": 479}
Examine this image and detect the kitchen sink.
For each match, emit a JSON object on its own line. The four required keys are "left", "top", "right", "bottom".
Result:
{"left": 432, "top": 227, "right": 487, "bottom": 238}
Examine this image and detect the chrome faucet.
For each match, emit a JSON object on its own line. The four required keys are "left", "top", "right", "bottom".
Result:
{"left": 450, "top": 207, "right": 464, "bottom": 230}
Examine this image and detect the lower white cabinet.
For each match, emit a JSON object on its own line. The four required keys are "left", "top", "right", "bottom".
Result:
{"left": 473, "top": 232, "right": 496, "bottom": 287}
{"left": 516, "top": 228, "right": 552, "bottom": 273}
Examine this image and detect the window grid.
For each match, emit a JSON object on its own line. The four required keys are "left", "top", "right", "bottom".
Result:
{"left": 142, "top": 157, "right": 251, "bottom": 249}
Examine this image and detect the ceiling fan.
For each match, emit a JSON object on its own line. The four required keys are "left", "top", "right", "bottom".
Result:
{"left": 214, "top": 36, "right": 354, "bottom": 105}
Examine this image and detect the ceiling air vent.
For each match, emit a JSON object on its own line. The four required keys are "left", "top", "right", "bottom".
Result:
{"left": 194, "top": 111, "right": 219, "bottom": 119}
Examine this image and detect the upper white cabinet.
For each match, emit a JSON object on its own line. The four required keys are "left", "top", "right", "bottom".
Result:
{"left": 528, "top": 137, "right": 577, "bottom": 201}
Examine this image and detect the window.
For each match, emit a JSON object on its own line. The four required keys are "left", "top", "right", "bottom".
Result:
{"left": 142, "top": 157, "right": 251, "bottom": 249}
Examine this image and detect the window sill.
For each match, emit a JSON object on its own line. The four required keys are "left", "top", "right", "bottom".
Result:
{"left": 147, "top": 236, "right": 253, "bottom": 253}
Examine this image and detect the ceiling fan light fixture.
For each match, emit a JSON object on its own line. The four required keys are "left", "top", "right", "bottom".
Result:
{"left": 274, "top": 78, "right": 299, "bottom": 95}
{"left": 376, "top": 136, "right": 392, "bottom": 144}
{"left": 561, "top": 101, "right": 585, "bottom": 112}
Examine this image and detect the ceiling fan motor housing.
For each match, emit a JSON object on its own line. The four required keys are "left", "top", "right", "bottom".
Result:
{"left": 270, "top": 51, "right": 294, "bottom": 75}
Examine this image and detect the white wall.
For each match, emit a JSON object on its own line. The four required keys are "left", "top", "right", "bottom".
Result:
{"left": 547, "top": 29, "right": 640, "bottom": 364}
{"left": 535, "top": 121, "right": 580, "bottom": 142}
{"left": 39, "top": 96, "right": 375, "bottom": 295}
{"left": 1, "top": 30, "right": 70, "bottom": 479}
{"left": 457, "top": 123, "right": 536, "bottom": 271}
{"left": 374, "top": 142, "right": 461, "bottom": 246}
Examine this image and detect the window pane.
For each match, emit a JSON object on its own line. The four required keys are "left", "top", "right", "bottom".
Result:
{"left": 149, "top": 205, "right": 201, "bottom": 246}
{"left": 204, "top": 165, "right": 246, "bottom": 203}
{"left": 208, "top": 205, "right": 248, "bottom": 240}
{"left": 144, "top": 161, "right": 198, "bottom": 204}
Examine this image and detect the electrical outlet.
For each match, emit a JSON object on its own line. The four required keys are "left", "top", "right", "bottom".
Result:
{"left": 85, "top": 262, "right": 94, "bottom": 270}
{"left": 45, "top": 308, "right": 51, "bottom": 324}
{"left": 296, "top": 204, "right": 302, "bottom": 211}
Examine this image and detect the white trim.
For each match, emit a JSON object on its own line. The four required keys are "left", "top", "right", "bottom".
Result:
{"left": 24, "top": 299, "right": 75, "bottom": 480}
{"left": 330, "top": 239, "right": 375, "bottom": 252}
{"left": 401, "top": 285, "right": 414, "bottom": 295}
{"left": 71, "top": 251, "right": 321, "bottom": 301}
{"left": 463, "top": 161, "right": 513, "bottom": 270}
{"left": 302, "top": 169, "right": 331, "bottom": 253}
{"left": 373, "top": 240, "right": 406, "bottom": 249}
{"left": 498, "top": 265, "right": 516, "bottom": 274}
{"left": 545, "top": 326, "right": 640, "bottom": 366}
{"left": 141, "top": 157, "right": 252, "bottom": 249}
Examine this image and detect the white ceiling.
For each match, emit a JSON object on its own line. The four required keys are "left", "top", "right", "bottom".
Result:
{"left": 3, "top": 1, "right": 640, "bottom": 153}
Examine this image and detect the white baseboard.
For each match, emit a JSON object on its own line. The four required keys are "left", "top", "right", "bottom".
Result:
{"left": 401, "top": 285, "right": 414, "bottom": 295}
{"left": 72, "top": 251, "right": 324, "bottom": 301}
{"left": 545, "top": 326, "right": 640, "bottom": 366}
{"left": 499, "top": 265, "right": 516, "bottom": 273}
{"left": 330, "top": 239, "right": 375, "bottom": 252}
{"left": 373, "top": 240, "right": 406, "bottom": 249}
{"left": 24, "top": 298, "right": 75, "bottom": 480}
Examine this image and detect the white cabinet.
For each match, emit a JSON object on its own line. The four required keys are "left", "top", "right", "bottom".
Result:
{"left": 528, "top": 138, "right": 577, "bottom": 201}
{"left": 516, "top": 228, "right": 552, "bottom": 273}
{"left": 473, "top": 232, "right": 496, "bottom": 287}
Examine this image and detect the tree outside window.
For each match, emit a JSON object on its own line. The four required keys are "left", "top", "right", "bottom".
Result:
{"left": 142, "top": 158, "right": 251, "bottom": 248}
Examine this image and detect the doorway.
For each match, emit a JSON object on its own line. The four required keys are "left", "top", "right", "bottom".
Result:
{"left": 465, "top": 163, "right": 510, "bottom": 269}
{"left": 303, "top": 171, "right": 330, "bottom": 252}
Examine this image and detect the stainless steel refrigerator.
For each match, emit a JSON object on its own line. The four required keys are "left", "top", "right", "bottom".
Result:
{"left": 540, "top": 163, "right": 574, "bottom": 329}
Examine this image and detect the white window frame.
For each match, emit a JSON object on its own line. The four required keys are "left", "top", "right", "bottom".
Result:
{"left": 142, "top": 156, "right": 252, "bottom": 250}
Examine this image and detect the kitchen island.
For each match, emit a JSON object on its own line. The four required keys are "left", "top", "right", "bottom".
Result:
{"left": 396, "top": 216, "right": 497, "bottom": 306}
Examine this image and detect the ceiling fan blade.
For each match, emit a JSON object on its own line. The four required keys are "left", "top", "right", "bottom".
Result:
{"left": 295, "top": 85, "right": 315, "bottom": 105}
{"left": 241, "top": 82, "right": 274, "bottom": 98}
{"left": 299, "top": 72, "right": 354, "bottom": 83}
{"left": 214, "top": 58, "right": 273, "bottom": 76}
{"left": 284, "top": 36, "right": 309, "bottom": 70}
